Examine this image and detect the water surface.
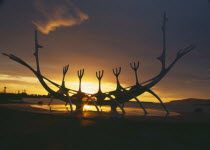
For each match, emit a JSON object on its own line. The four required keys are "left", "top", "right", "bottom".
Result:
{"left": 30, "top": 104, "right": 179, "bottom": 117}
{"left": 21, "top": 98, "right": 179, "bottom": 118}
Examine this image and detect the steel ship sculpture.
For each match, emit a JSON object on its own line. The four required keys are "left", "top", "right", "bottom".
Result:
{"left": 3, "top": 13, "right": 195, "bottom": 114}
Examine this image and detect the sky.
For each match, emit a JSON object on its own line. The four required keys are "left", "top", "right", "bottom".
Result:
{"left": 0, "top": 0, "right": 210, "bottom": 102}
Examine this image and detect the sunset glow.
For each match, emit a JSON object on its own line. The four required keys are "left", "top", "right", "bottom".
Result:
{"left": 0, "top": 74, "right": 117, "bottom": 94}
{"left": 1, "top": 0, "right": 210, "bottom": 103}
{"left": 0, "top": 73, "right": 176, "bottom": 102}
{"left": 1, "top": 1, "right": 210, "bottom": 149}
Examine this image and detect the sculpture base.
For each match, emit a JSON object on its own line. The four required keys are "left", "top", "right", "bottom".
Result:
{"left": 75, "top": 103, "right": 84, "bottom": 112}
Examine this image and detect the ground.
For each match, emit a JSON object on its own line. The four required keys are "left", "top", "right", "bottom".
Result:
{"left": 1, "top": 105, "right": 210, "bottom": 150}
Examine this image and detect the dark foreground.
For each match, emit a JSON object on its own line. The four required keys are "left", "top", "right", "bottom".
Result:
{"left": 1, "top": 106, "right": 210, "bottom": 150}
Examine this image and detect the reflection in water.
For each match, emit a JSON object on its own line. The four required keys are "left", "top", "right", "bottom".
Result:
{"left": 31, "top": 104, "right": 179, "bottom": 117}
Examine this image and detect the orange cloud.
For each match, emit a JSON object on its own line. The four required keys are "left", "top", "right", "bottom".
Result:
{"left": 33, "top": 0, "right": 89, "bottom": 34}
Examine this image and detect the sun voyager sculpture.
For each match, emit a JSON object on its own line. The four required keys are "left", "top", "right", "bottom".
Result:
{"left": 3, "top": 13, "right": 195, "bottom": 114}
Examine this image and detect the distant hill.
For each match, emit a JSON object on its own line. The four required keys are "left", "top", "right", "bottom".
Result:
{"left": 0, "top": 93, "right": 50, "bottom": 104}
{"left": 168, "top": 98, "right": 210, "bottom": 105}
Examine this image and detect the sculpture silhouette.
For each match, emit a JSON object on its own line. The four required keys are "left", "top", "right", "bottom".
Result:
{"left": 2, "top": 13, "right": 195, "bottom": 114}
{"left": 92, "top": 70, "right": 125, "bottom": 113}
{"left": 48, "top": 65, "right": 73, "bottom": 112}
{"left": 3, "top": 87, "right": 6, "bottom": 93}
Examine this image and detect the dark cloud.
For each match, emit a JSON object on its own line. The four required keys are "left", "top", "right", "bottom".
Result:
{"left": 0, "top": 0, "right": 4, "bottom": 5}
{"left": 191, "top": 76, "right": 210, "bottom": 81}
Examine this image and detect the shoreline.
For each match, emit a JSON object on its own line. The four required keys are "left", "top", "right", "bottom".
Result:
{"left": 1, "top": 103, "right": 210, "bottom": 123}
{"left": 1, "top": 105, "right": 210, "bottom": 150}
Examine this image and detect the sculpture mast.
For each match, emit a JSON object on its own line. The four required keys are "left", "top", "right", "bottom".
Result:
{"left": 158, "top": 12, "right": 167, "bottom": 72}
{"left": 34, "top": 30, "right": 42, "bottom": 73}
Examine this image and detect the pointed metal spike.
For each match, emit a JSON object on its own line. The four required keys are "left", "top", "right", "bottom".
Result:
{"left": 137, "top": 61, "right": 140, "bottom": 68}
{"left": 102, "top": 70, "right": 104, "bottom": 77}
{"left": 130, "top": 63, "right": 133, "bottom": 69}
{"left": 119, "top": 67, "right": 121, "bottom": 74}
{"left": 77, "top": 70, "right": 79, "bottom": 77}
{"left": 82, "top": 69, "right": 84, "bottom": 76}
{"left": 96, "top": 71, "right": 98, "bottom": 78}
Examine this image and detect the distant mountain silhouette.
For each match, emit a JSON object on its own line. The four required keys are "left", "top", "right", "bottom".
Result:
{"left": 168, "top": 98, "right": 210, "bottom": 105}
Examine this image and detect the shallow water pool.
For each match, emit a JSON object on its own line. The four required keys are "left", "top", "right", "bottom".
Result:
{"left": 30, "top": 104, "right": 179, "bottom": 117}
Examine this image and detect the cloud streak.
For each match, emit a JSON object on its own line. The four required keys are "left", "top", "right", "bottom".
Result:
{"left": 33, "top": 0, "right": 89, "bottom": 34}
{"left": 192, "top": 76, "right": 210, "bottom": 81}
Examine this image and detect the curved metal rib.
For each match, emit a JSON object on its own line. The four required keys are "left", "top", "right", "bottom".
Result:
{"left": 122, "top": 89, "right": 147, "bottom": 114}
{"left": 89, "top": 97, "right": 100, "bottom": 112}
{"left": 66, "top": 93, "right": 73, "bottom": 113}
{"left": 107, "top": 95, "right": 125, "bottom": 114}
{"left": 147, "top": 89, "right": 169, "bottom": 114}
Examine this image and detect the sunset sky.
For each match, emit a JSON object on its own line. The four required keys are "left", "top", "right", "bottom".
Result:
{"left": 0, "top": 0, "right": 210, "bottom": 102}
